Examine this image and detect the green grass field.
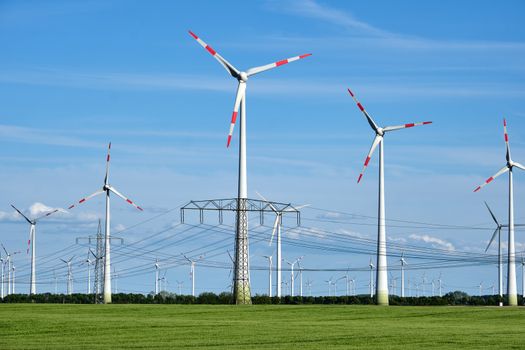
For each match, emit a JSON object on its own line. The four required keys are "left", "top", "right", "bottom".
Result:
{"left": 1, "top": 304, "right": 524, "bottom": 349}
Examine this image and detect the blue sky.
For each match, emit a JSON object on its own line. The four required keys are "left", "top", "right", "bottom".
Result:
{"left": 0, "top": 0, "right": 524, "bottom": 297}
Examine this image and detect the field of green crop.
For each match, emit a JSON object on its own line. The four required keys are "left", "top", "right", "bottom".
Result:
{"left": 0, "top": 304, "right": 524, "bottom": 349}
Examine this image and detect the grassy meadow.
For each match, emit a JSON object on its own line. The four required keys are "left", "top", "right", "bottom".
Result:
{"left": 0, "top": 304, "right": 524, "bottom": 349}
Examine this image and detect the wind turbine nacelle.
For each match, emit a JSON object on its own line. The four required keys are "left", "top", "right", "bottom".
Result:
{"left": 239, "top": 72, "right": 248, "bottom": 82}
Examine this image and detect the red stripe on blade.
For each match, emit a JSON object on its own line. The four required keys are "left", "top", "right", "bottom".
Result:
{"left": 505, "top": 134, "right": 509, "bottom": 142}
{"left": 299, "top": 54, "right": 312, "bottom": 59}
{"left": 486, "top": 177, "right": 493, "bottom": 184}
{"left": 231, "top": 111, "right": 238, "bottom": 124}
{"left": 127, "top": 199, "right": 132, "bottom": 204}
{"left": 357, "top": 174, "right": 363, "bottom": 183}
{"left": 504, "top": 119, "right": 507, "bottom": 127}
{"left": 137, "top": 206, "right": 144, "bottom": 211}
{"left": 474, "top": 186, "right": 481, "bottom": 192}
{"left": 357, "top": 103, "right": 364, "bottom": 111}
{"left": 276, "top": 59, "right": 289, "bottom": 66}
{"left": 227, "top": 135, "right": 232, "bottom": 147}
{"left": 68, "top": 205, "right": 75, "bottom": 209}
{"left": 79, "top": 199, "right": 86, "bottom": 203}
{"left": 364, "top": 156, "right": 371, "bottom": 166}
{"left": 205, "top": 45, "right": 216, "bottom": 56}
{"left": 347, "top": 89, "right": 354, "bottom": 97}
{"left": 188, "top": 31, "right": 198, "bottom": 39}
{"left": 405, "top": 123, "right": 415, "bottom": 128}
{"left": 423, "top": 121, "right": 432, "bottom": 125}
{"left": 107, "top": 155, "right": 110, "bottom": 162}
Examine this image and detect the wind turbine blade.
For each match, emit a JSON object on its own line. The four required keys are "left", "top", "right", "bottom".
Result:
{"left": 227, "top": 82, "right": 246, "bottom": 148}
{"left": 484, "top": 201, "right": 500, "bottom": 226}
{"left": 284, "top": 204, "right": 310, "bottom": 211}
{"left": 68, "top": 256, "right": 74, "bottom": 263}
{"left": 357, "top": 135, "right": 382, "bottom": 183}
{"left": 256, "top": 191, "right": 278, "bottom": 212}
{"left": 269, "top": 215, "right": 279, "bottom": 246}
{"left": 10, "top": 205, "right": 32, "bottom": 224}
{"left": 67, "top": 189, "right": 105, "bottom": 209}
{"left": 1, "top": 244, "right": 8, "bottom": 255}
{"left": 473, "top": 165, "right": 509, "bottom": 192}
{"left": 107, "top": 186, "right": 143, "bottom": 211}
{"left": 383, "top": 121, "right": 432, "bottom": 132}
{"left": 35, "top": 209, "right": 60, "bottom": 221}
{"left": 504, "top": 119, "right": 511, "bottom": 162}
{"left": 188, "top": 31, "right": 240, "bottom": 78}
{"left": 60, "top": 258, "right": 67, "bottom": 264}
{"left": 512, "top": 162, "right": 525, "bottom": 171}
{"left": 485, "top": 228, "right": 499, "bottom": 252}
{"left": 246, "top": 53, "right": 312, "bottom": 77}
{"left": 347, "top": 89, "right": 380, "bottom": 133}
{"left": 104, "top": 142, "right": 111, "bottom": 185}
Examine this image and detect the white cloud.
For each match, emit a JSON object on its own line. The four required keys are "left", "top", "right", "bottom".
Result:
{"left": 409, "top": 233, "right": 455, "bottom": 251}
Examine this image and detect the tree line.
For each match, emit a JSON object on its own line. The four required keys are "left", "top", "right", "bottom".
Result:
{"left": 1, "top": 291, "right": 523, "bottom": 306}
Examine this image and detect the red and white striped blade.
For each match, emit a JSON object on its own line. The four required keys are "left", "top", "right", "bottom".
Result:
{"left": 104, "top": 142, "right": 111, "bottom": 185}
{"left": 188, "top": 30, "right": 240, "bottom": 78}
{"left": 473, "top": 165, "right": 509, "bottom": 192}
{"left": 227, "top": 82, "right": 246, "bottom": 148}
{"left": 246, "top": 53, "right": 312, "bottom": 77}
{"left": 347, "top": 88, "right": 380, "bottom": 133}
{"left": 383, "top": 121, "right": 432, "bottom": 132}
{"left": 35, "top": 209, "right": 59, "bottom": 221}
{"left": 357, "top": 135, "right": 382, "bottom": 183}
{"left": 504, "top": 119, "right": 511, "bottom": 162}
{"left": 67, "top": 189, "right": 105, "bottom": 210}
{"left": 108, "top": 185, "right": 143, "bottom": 211}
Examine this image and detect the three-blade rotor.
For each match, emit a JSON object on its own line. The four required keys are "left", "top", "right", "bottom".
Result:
{"left": 188, "top": 30, "right": 311, "bottom": 148}
{"left": 348, "top": 89, "right": 432, "bottom": 183}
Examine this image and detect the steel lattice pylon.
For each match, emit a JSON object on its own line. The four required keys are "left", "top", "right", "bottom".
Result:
{"left": 181, "top": 197, "right": 302, "bottom": 304}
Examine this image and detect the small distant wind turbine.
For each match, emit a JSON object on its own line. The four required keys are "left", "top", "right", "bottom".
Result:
{"left": 182, "top": 254, "right": 203, "bottom": 297}
{"left": 400, "top": 253, "right": 408, "bottom": 297}
{"left": 257, "top": 191, "right": 309, "bottom": 298}
{"left": 324, "top": 277, "right": 333, "bottom": 297}
{"left": 262, "top": 255, "right": 273, "bottom": 297}
{"left": 473, "top": 119, "right": 524, "bottom": 306}
{"left": 176, "top": 280, "right": 184, "bottom": 295}
{"left": 349, "top": 88, "right": 431, "bottom": 305}
{"left": 81, "top": 249, "right": 94, "bottom": 294}
{"left": 284, "top": 256, "right": 303, "bottom": 297}
{"left": 11, "top": 204, "right": 59, "bottom": 295}
{"left": 369, "top": 258, "right": 375, "bottom": 298}
{"left": 67, "top": 143, "right": 143, "bottom": 304}
{"left": 1, "top": 244, "right": 20, "bottom": 296}
{"left": 60, "top": 256, "right": 74, "bottom": 295}
{"left": 0, "top": 254, "right": 4, "bottom": 299}
{"left": 154, "top": 259, "right": 160, "bottom": 295}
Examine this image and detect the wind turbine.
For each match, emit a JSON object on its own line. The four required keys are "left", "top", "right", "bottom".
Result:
{"left": 81, "top": 249, "right": 94, "bottom": 294}
{"left": 437, "top": 273, "right": 443, "bottom": 297}
{"left": 176, "top": 280, "right": 184, "bottom": 295}
{"left": 67, "top": 143, "right": 143, "bottom": 304}
{"left": 11, "top": 204, "right": 59, "bottom": 295}
{"left": 189, "top": 31, "right": 311, "bottom": 304}
{"left": 154, "top": 259, "right": 160, "bottom": 295}
{"left": 60, "top": 256, "right": 74, "bottom": 295}
{"left": 263, "top": 255, "right": 273, "bottom": 297}
{"left": 400, "top": 253, "right": 407, "bottom": 297}
{"left": 349, "top": 88, "right": 432, "bottom": 305}
{"left": 256, "top": 192, "right": 309, "bottom": 298}
{"left": 325, "top": 277, "right": 333, "bottom": 297}
{"left": 0, "top": 254, "right": 4, "bottom": 299}
{"left": 369, "top": 258, "right": 375, "bottom": 298}
{"left": 521, "top": 255, "right": 524, "bottom": 299}
{"left": 305, "top": 279, "right": 313, "bottom": 297}
{"left": 473, "top": 119, "right": 524, "bottom": 306}
{"left": 1, "top": 244, "right": 20, "bottom": 296}
{"left": 284, "top": 256, "right": 302, "bottom": 297}
{"left": 183, "top": 254, "right": 203, "bottom": 297}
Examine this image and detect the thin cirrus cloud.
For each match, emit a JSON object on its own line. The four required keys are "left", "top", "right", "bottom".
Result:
{"left": 408, "top": 233, "right": 456, "bottom": 252}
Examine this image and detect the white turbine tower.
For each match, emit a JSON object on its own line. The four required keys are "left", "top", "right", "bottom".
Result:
{"left": 67, "top": 143, "right": 143, "bottom": 304}
{"left": 189, "top": 31, "right": 311, "bottom": 304}
{"left": 11, "top": 204, "right": 59, "bottom": 295}
{"left": 349, "top": 88, "right": 432, "bottom": 305}
{"left": 1, "top": 244, "right": 20, "bottom": 296}
{"left": 263, "top": 255, "right": 273, "bottom": 297}
{"left": 60, "top": 256, "right": 74, "bottom": 295}
{"left": 473, "top": 119, "right": 524, "bottom": 306}
{"left": 400, "top": 253, "right": 407, "bottom": 297}
{"left": 82, "top": 249, "right": 94, "bottom": 294}
{"left": 0, "top": 254, "right": 4, "bottom": 299}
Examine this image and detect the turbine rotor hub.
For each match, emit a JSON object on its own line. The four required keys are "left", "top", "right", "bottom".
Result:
{"left": 239, "top": 72, "right": 248, "bottom": 82}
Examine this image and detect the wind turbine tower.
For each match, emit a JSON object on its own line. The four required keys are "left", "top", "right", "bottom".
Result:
{"left": 60, "top": 256, "right": 74, "bottom": 295}
{"left": 474, "top": 119, "right": 524, "bottom": 306}
{"left": 11, "top": 204, "right": 59, "bottom": 295}
{"left": 189, "top": 31, "right": 310, "bottom": 304}
{"left": 349, "top": 88, "right": 431, "bottom": 305}
{"left": 369, "top": 258, "right": 375, "bottom": 298}
{"left": 263, "top": 255, "right": 272, "bottom": 297}
{"left": 67, "top": 143, "right": 143, "bottom": 304}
